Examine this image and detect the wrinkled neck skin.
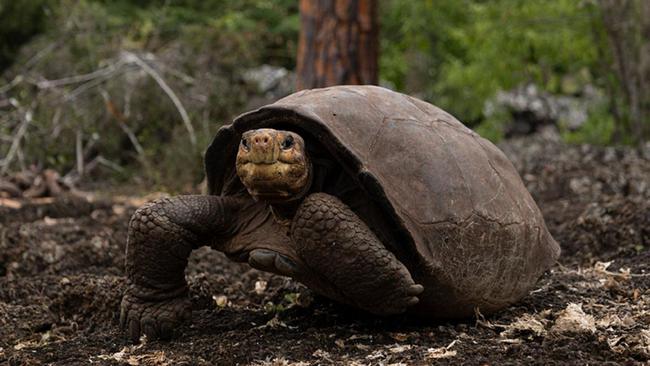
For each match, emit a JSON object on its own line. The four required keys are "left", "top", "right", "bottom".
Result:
{"left": 268, "top": 172, "right": 311, "bottom": 222}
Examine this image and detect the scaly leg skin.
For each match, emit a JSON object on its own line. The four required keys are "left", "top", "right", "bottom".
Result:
{"left": 291, "top": 193, "right": 424, "bottom": 315}
{"left": 120, "top": 195, "right": 243, "bottom": 342}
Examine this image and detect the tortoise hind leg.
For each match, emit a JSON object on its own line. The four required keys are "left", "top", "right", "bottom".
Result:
{"left": 291, "top": 193, "right": 423, "bottom": 315}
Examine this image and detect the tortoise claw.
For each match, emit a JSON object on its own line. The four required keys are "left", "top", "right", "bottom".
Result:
{"left": 406, "top": 296, "right": 420, "bottom": 306}
{"left": 120, "top": 287, "right": 191, "bottom": 343}
{"left": 407, "top": 284, "right": 424, "bottom": 296}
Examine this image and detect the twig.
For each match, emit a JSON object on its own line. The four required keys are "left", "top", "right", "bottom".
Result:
{"left": 76, "top": 130, "right": 84, "bottom": 177}
{"left": 157, "top": 63, "right": 196, "bottom": 84}
{"left": 37, "top": 60, "right": 125, "bottom": 89}
{"left": 63, "top": 65, "right": 135, "bottom": 102}
{"left": 83, "top": 133, "right": 99, "bottom": 159}
{"left": 96, "top": 156, "right": 125, "bottom": 173}
{"left": 63, "top": 132, "right": 100, "bottom": 184}
{"left": 121, "top": 51, "right": 197, "bottom": 146}
{"left": 99, "top": 88, "right": 153, "bottom": 177}
{"left": 0, "top": 75, "right": 24, "bottom": 94}
{"left": 123, "top": 87, "right": 132, "bottom": 118}
{"left": 1, "top": 108, "right": 32, "bottom": 175}
{"left": 23, "top": 41, "right": 59, "bottom": 71}
{"left": 51, "top": 108, "right": 62, "bottom": 139}
{"left": 15, "top": 147, "right": 26, "bottom": 172}
{"left": 120, "top": 122, "right": 145, "bottom": 158}
{"left": 99, "top": 89, "right": 146, "bottom": 158}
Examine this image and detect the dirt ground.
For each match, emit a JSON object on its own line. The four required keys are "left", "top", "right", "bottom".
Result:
{"left": 1, "top": 128, "right": 649, "bottom": 365}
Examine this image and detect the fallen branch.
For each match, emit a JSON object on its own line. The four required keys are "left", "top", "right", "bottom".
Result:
{"left": 0, "top": 179, "right": 21, "bottom": 197}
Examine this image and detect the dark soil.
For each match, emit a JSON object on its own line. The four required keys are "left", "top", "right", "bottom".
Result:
{"left": 1, "top": 128, "right": 649, "bottom": 365}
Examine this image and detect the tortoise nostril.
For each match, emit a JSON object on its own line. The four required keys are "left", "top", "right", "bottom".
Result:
{"left": 252, "top": 135, "right": 271, "bottom": 146}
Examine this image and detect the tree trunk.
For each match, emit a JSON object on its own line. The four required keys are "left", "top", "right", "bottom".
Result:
{"left": 296, "top": 0, "right": 378, "bottom": 90}
{"left": 598, "top": 0, "right": 650, "bottom": 144}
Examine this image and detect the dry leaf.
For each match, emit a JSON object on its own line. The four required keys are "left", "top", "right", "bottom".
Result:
{"left": 501, "top": 313, "right": 547, "bottom": 338}
{"left": 255, "top": 280, "right": 268, "bottom": 295}
{"left": 213, "top": 295, "right": 228, "bottom": 307}
{"left": 425, "top": 340, "right": 458, "bottom": 360}
{"left": 13, "top": 340, "right": 38, "bottom": 350}
{"left": 390, "top": 333, "right": 409, "bottom": 342}
{"left": 365, "top": 350, "right": 386, "bottom": 360}
{"left": 387, "top": 344, "right": 412, "bottom": 353}
{"left": 250, "top": 357, "right": 310, "bottom": 366}
{"left": 426, "top": 348, "right": 457, "bottom": 359}
{"left": 550, "top": 303, "right": 596, "bottom": 334}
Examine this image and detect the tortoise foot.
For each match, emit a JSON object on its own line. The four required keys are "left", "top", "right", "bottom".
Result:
{"left": 120, "top": 286, "right": 191, "bottom": 342}
{"left": 292, "top": 193, "right": 423, "bottom": 315}
{"left": 248, "top": 248, "right": 298, "bottom": 277}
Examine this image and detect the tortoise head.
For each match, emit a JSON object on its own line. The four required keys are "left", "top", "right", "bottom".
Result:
{"left": 235, "top": 128, "right": 311, "bottom": 202}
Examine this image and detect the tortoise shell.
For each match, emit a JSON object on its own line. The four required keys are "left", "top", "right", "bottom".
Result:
{"left": 205, "top": 85, "right": 560, "bottom": 318}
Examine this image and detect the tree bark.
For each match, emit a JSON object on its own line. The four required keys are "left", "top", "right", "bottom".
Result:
{"left": 296, "top": 0, "right": 378, "bottom": 90}
{"left": 599, "top": 0, "right": 650, "bottom": 144}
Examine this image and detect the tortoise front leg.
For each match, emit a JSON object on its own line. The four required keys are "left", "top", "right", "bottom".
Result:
{"left": 291, "top": 193, "right": 424, "bottom": 315}
{"left": 120, "top": 195, "right": 243, "bottom": 342}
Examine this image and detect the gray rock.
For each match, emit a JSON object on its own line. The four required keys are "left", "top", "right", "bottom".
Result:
{"left": 243, "top": 64, "right": 295, "bottom": 99}
{"left": 485, "top": 83, "right": 605, "bottom": 136}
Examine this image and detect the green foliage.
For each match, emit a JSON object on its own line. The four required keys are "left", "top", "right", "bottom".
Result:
{"left": 90, "top": 0, "right": 299, "bottom": 67}
{"left": 0, "top": 0, "right": 53, "bottom": 71}
{"left": 562, "top": 103, "right": 617, "bottom": 146}
{"left": 590, "top": 0, "right": 650, "bottom": 145}
{"left": 475, "top": 109, "right": 511, "bottom": 144}
{"left": 381, "top": 0, "right": 602, "bottom": 137}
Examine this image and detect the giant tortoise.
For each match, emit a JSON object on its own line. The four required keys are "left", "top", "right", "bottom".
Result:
{"left": 120, "top": 85, "right": 560, "bottom": 341}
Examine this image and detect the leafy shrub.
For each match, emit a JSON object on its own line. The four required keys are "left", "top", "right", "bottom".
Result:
{"left": 381, "top": 0, "right": 603, "bottom": 139}
{"left": 0, "top": 0, "right": 53, "bottom": 71}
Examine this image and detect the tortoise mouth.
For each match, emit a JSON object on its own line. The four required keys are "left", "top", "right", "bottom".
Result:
{"left": 246, "top": 186, "right": 293, "bottom": 197}
{"left": 248, "top": 191, "right": 293, "bottom": 203}
{"left": 236, "top": 161, "right": 311, "bottom": 202}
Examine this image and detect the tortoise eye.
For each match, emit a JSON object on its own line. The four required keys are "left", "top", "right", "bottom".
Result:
{"left": 241, "top": 138, "right": 250, "bottom": 150}
{"left": 281, "top": 135, "right": 294, "bottom": 150}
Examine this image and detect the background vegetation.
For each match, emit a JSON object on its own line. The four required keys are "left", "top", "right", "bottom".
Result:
{"left": 0, "top": 0, "right": 647, "bottom": 190}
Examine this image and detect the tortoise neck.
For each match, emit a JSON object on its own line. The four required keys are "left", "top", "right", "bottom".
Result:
{"left": 268, "top": 159, "right": 313, "bottom": 221}
{"left": 270, "top": 200, "right": 301, "bottom": 222}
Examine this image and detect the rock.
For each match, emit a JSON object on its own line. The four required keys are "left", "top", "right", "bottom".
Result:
{"left": 243, "top": 65, "right": 295, "bottom": 100}
{"left": 485, "top": 83, "right": 605, "bottom": 136}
